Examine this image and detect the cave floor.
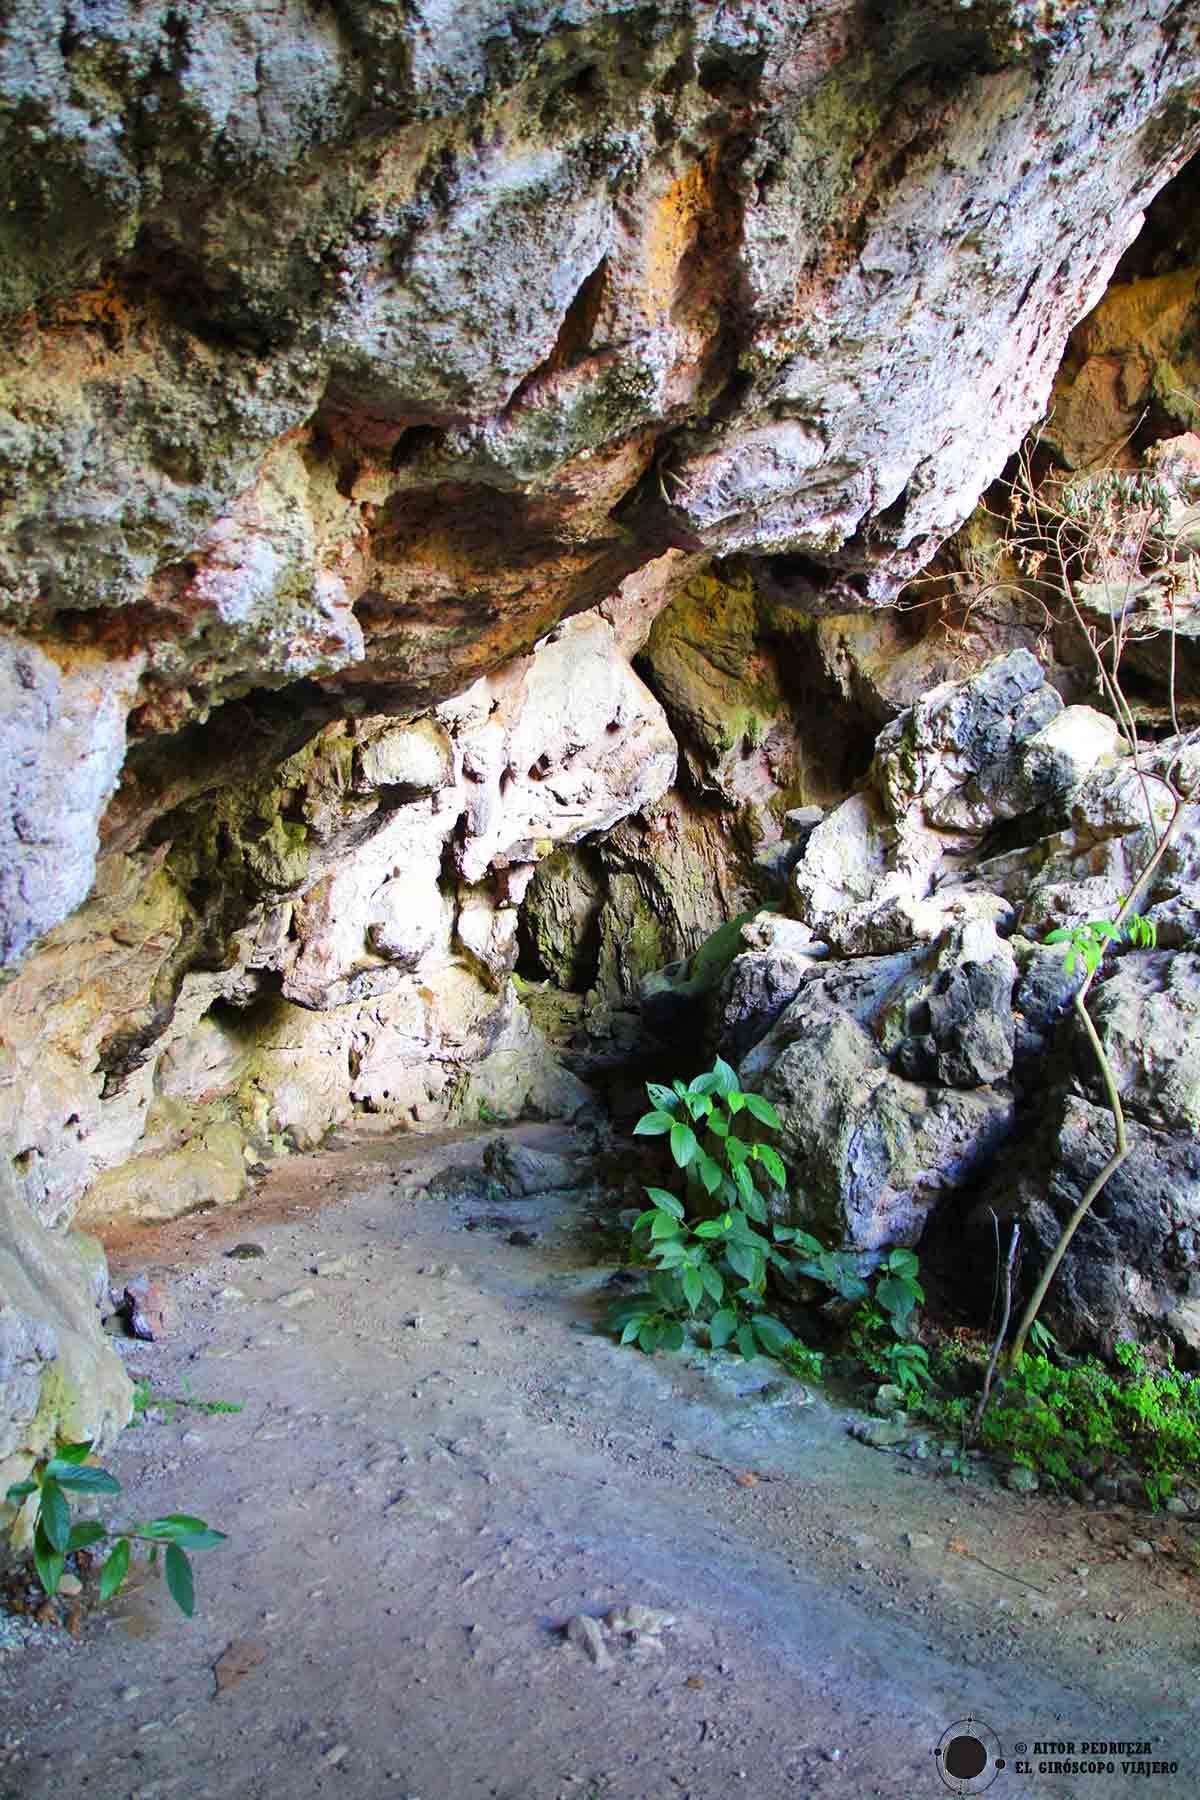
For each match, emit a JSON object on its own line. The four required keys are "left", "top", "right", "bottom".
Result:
{"left": 2, "top": 1124, "right": 1199, "bottom": 1800}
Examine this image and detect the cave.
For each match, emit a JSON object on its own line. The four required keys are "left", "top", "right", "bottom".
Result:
{"left": 3, "top": 4, "right": 1200, "bottom": 1790}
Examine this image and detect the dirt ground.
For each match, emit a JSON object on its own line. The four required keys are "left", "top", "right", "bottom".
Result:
{"left": 2, "top": 1122, "right": 1198, "bottom": 1800}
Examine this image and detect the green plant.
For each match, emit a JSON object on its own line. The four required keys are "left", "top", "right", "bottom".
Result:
{"left": 1045, "top": 909, "right": 1157, "bottom": 978}
{"left": 880, "top": 1340, "right": 932, "bottom": 1396}
{"left": 605, "top": 1059, "right": 798, "bottom": 1362}
{"left": 130, "top": 1375, "right": 244, "bottom": 1428}
{"left": 779, "top": 1340, "right": 826, "bottom": 1383}
{"left": 477, "top": 1098, "right": 506, "bottom": 1124}
{"left": 791, "top": 1239, "right": 925, "bottom": 1336}
{"left": 939, "top": 1340, "right": 1200, "bottom": 1505}
{"left": 6, "top": 1442, "right": 226, "bottom": 1617}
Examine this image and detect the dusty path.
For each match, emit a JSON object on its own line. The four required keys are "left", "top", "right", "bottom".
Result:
{"left": 2, "top": 1124, "right": 1198, "bottom": 1800}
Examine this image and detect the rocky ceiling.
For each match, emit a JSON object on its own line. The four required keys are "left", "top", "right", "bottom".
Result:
{"left": 2, "top": 0, "right": 1199, "bottom": 961}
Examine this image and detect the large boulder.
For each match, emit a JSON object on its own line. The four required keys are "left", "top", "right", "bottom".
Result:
{"left": 738, "top": 943, "right": 1014, "bottom": 1254}
{"left": 1, "top": 1160, "right": 132, "bottom": 1536}
{"left": 960, "top": 1090, "right": 1200, "bottom": 1359}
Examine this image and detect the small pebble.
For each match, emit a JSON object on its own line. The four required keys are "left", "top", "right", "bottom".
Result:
{"left": 227, "top": 1244, "right": 266, "bottom": 1261}
{"left": 276, "top": 1287, "right": 317, "bottom": 1309}
{"left": 324, "top": 1743, "right": 349, "bottom": 1765}
{"left": 563, "top": 1613, "right": 610, "bottom": 1668}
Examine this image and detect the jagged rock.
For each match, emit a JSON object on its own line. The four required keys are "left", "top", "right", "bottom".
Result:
{"left": 961, "top": 1090, "right": 1200, "bottom": 1358}
{"left": 738, "top": 948, "right": 1015, "bottom": 1254}
{"left": 0, "top": 637, "right": 141, "bottom": 964}
{"left": 639, "top": 907, "right": 782, "bottom": 1045}
{"left": 880, "top": 920, "right": 1018, "bottom": 1090}
{"left": 1045, "top": 269, "right": 1200, "bottom": 468}
{"left": 482, "top": 1139, "right": 585, "bottom": 1197}
{"left": 1083, "top": 952, "right": 1200, "bottom": 1135}
{"left": 0, "top": 1159, "right": 132, "bottom": 1540}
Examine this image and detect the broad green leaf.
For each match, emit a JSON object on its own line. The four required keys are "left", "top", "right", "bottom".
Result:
{"left": 140, "top": 1514, "right": 212, "bottom": 1541}
{"left": 98, "top": 1539, "right": 132, "bottom": 1602}
{"left": 689, "top": 1071, "right": 722, "bottom": 1096}
{"left": 751, "top": 1314, "right": 796, "bottom": 1355}
{"left": 724, "top": 1135, "right": 748, "bottom": 1167}
{"left": 673, "top": 1079, "right": 688, "bottom": 1099}
{"left": 633, "top": 1110, "right": 675, "bottom": 1136}
{"left": 755, "top": 1145, "right": 787, "bottom": 1188}
{"left": 711, "top": 1056, "right": 739, "bottom": 1096}
{"left": 698, "top": 1154, "right": 723, "bottom": 1196}
{"left": 39, "top": 1478, "right": 70, "bottom": 1552}
{"left": 1044, "top": 927, "right": 1070, "bottom": 944}
{"left": 5, "top": 1479, "right": 36, "bottom": 1504}
{"left": 886, "top": 1248, "right": 919, "bottom": 1278}
{"left": 709, "top": 1307, "right": 738, "bottom": 1348}
{"left": 792, "top": 1230, "right": 824, "bottom": 1257}
{"left": 694, "top": 1216, "right": 731, "bottom": 1239}
{"left": 33, "top": 1520, "right": 64, "bottom": 1597}
{"left": 606, "top": 1297, "right": 654, "bottom": 1330}
{"left": 644, "top": 1083, "right": 679, "bottom": 1112}
{"left": 726, "top": 1241, "right": 763, "bottom": 1286}
{"left": 700, "top": 1262, "right": 724, "bottom": 1301}
{"left": 43, "top": 1441, "right": 93, "bottom": 1473}
{"left": 732, "top": 1162, "right": 755, "bottom": 1203}
{"left": 66, "top": 1520, "right": 108, "bottom": 1551}
{"left": 638, "top": 1319, "right": 663, "bottom": 1354}
{"left": 735, "top": 1323, "right": 757, "bottom": 1361}
{"left": 632, "top": 1209, "right": 657, "bottom": 1233}
{"left": 742, "top": 1092, "right": 782, "bottom": 1130}
{"left": 772, "top": 1226, "right": 797, "bottom": 1243}
{"left": 650, "top": 1211, "right": 683, "bottom": 1240}
{"left": 708, "top": 1113, "right": 729, "bottom": 1138}
{"left": 670, "top": 1122, "right": 698, "bottom": 1169}
{"left": 53, "top": 1466, "right": 120, "bottom": 1496}
{"left": 740, "top": 1184, "right": 767, "bottom": 1224}
{"left": 726, "top": 1090, "right": 745, "bottom": 1114}
{"left": 685, "top": 1093, "right": 712, "bottom": 1122}
{"left": 653, "top": 1242, "right": 689, "bottom": 1268}
{"left": 620, "top": 1318, "right": 643, "bottom": 1345}
{"left": 644, "top": 1187, "right": 685, "bottom": 1217}
{"left": 875, "top": 1276, "right": 917, "bottom": 1326}
{"left": 660, "top": 1320, "right": 685, "bottom": 1352}
{"left": 651, "top": 1269, "right": 685, "bottom": 1306}
{"left": 164, "top": 1544, "right": 195, "bottom": 1617}
{"left": 682, "top": 1267, "right": 704, "bottom": 1311}
{"left": 173, "top": 1527, "right": 227, "bottom": 1554}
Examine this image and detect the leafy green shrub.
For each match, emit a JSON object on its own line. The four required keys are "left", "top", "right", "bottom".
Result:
{"left": 605, "top": 1058, "right": 798, "bottom": 1361}
{"left": 6, "top": 1441, "right": 226, "bottom": 1617}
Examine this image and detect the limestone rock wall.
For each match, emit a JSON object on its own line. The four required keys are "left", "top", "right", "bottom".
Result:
{"left": 3, "top": 1, "right": 1199, "bottom": 963}
{"left": 3, "top": 1, "right": 1200, "bottom": 1488}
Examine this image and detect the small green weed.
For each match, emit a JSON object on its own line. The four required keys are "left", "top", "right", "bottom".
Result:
{"left": 6, "top": 1442, "right": 226, "bottom": 1617}
{"left": 919, "top": 1338, "right": 1200, "bottom": 1506}
{"left": 131, "top": 1375, "right": 244, "bottom": 1428}
{"left": 778, "top": 1340, "right": 826, "bottom": 1383}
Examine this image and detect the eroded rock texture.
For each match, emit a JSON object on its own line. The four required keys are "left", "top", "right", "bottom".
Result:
{"left": 3, "top": 1, "right": 1200, "bottom": 1485}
